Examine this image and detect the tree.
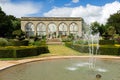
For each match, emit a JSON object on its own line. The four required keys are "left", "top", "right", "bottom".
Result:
{"left": 8, "top": 15, "right": 21, "bottom": 30}
{"left": 90, "top": 22, "right": 105, "bottom": 36}
{"left": 0, "top": 7, "right": 12, "bottom": 37}
{"left": 0, "top": 7, "right": 20, "bottom": 38}
{"left": 107, "top": 12, "right": 120, "bottom": 35}
{"left": 107, "top": 26, "right": 116, "bottom": 36}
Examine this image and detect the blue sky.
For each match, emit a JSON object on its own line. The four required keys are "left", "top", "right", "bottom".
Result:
{"left": 0, "top": 0, "right": 120, "bottom": 24}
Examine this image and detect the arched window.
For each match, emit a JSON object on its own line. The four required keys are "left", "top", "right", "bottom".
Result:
{"left": 48, "top": 23, "right": 57, "bottom": 38}
{"left": 70, "top": 23, "right": 78, "bottom": 34}
{"left": 59, "top": 23, "right": 67, "bottom": 36}
{"left": 25, "top": 22, "right": 35, "bottom": 37}
{"left": 37, "top": 23, "right": 46, "bottom": 36}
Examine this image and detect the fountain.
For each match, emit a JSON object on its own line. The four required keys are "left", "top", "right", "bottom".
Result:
{"left": 0, "top": 58, "right": 120, "bottom": 80}
{"left": 0, "top": 23, "right": 120, "bottom": 80}
{"left": 83, "top": 25, "right": 100, "bottom": 69}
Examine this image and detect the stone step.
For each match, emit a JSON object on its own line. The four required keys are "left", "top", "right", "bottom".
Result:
{"left": 46, "top": 42, "right": 63, "bottom": 45}
{"left": 46, "top": 38, "right": 62, "bottom": 45}
{"left": 47, "top": 38, "right": 61, "bottom": 42}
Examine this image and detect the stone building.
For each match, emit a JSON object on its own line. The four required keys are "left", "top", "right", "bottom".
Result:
{"left": 21, "top": 17, "right": 83, "bottom": 38}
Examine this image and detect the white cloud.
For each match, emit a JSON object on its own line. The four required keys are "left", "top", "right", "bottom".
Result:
{"left": 0, "top": 0, "right": 42, "bottom": 18}
{"left": 44, "top": 1, "right": 120, "bottom": 24}
{"left": 72, "top": 0, "right": 79, "bottom": 3}
{"left": 65, "top": 0, "right": 79, "bottom": 6}
{"left": 48, "top": 0, "right": 54, "bottom": 3}
{"left": 44, "top": 7, "right": 73, "bottom": 17}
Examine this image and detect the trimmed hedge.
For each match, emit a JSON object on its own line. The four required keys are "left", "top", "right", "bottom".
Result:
{"left": 65, "top": 42, "right": 89, "bottom": 53}
{"left": 99, "top": 40, "right": 114, "bottom": 45}
{"left": 65, "top": 42, "right": 120, "bottom": 56}
{"left": 99, "top": 46, "right": 120, "bottom": 55}
{"left": 0, "top": 46, "right": 49, "bottom": 58}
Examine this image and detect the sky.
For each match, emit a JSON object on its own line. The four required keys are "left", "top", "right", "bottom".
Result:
{"left": 0, "top": 0, "right": 120, "bottom": 24}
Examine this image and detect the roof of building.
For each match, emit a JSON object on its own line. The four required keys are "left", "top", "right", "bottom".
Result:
{"left": 21, "top": 17, "right": 83, "bottom": 21}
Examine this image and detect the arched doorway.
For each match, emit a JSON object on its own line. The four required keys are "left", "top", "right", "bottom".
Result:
{"left": 70, "top": 23, "right": 78, "bottom": 34}
{"left": 59, "top": 23, "right": 67, "bottom": 37}
{"left": 48, "top": 23, "right": 57, "bottom": 39}
{"left": 37, "top": 23, "right": 46, "bottom": 37}
{"left": 25, "top": 22, "right": 35, "bottom": 37}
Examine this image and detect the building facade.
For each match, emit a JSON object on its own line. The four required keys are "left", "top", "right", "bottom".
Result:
{"left": 21, "top": 17, "right": 83, "bottom": 38}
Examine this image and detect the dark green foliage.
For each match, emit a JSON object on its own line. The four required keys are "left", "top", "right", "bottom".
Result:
{"left": 0, "top": 49, "right": 15, "bottom": 58}
{"left": 116, "top": 37, "right": 120, "bottom": 44}
{"left": 12, "top": 30, "right": 25, "bottom": 40}
{"left": 102, "top": 32, "right": 112, "bottom": 40}
{"left": 65, "top": 42, "right": 120, "bottom": 56}
{"left": 29, "top": 40, "right": 46, "bottom": 46}
{"left": 99, "top": 40, "right": 114, "bottom": 45}
{"left": 0, "top": 38, "right": 9, "bottom": 46}
{"left": 90, "top": 21, "right": 100, "bottom": 35}
{"left": 0, "top": 8, "right": 12, "bottom": 37}
{"left": 37, "top": 46, "right": 49, "bottom": 54}
{"left": 90, "top": 22, "right": 106, "bottom": 36}
{"left": 0, "top": 46, "right": 49, "bottom": 58}
{"left": 0, "top": 7, "right": 20, "bottom": 38}
{"left": 65, "top": 42, "right": 89, "bottom": 53}
{"left": 99, "top": 46, "right": 120, "bottom": 55}
{"left": 11, "top": 40, "right": 29, "bottom": 46}
{"left": 107, "top": 12, "right": 120, "bottom": 34}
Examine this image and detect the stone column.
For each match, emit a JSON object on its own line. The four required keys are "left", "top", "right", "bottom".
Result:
{"left": 56, "top": 23, "right": 59, "bottom": 38}
{"left": 34, "top": 22, "right": 37, "bottom": 36}
{"left": 67, "top": 23, "right": 70, "bottom": 36}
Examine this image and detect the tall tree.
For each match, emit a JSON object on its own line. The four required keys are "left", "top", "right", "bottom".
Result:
{"left": 107, "top": 12, "right": 120, "bottom": 35}
{"left": 0, "top": 7, "right": 20, "bottom": 38}
{"left": 0, "top": 7, "right": 12, "bottom": 37}
{"left": 90, "top": 21, "right": 105, "bottom": 36}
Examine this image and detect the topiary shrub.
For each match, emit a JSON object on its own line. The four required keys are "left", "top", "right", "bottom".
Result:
{"left": 11, "top": 40, "right": 29, "bottom": 46}
{"left": 0, "top": 38, "right": 9, "bottom": 46}
{"left": 12, "top": 29, "right": 25, "bottom": 41}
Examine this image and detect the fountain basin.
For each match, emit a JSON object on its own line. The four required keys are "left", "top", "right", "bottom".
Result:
{"left": 0, "top": 56, "right": 120, "bottom": 80}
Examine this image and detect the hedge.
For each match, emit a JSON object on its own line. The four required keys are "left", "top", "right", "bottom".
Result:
{"left": 99, "top": 40, "right": 114, "bottom": 45}
{"left": 65, "top": 42, "right": 120, "bottom": 56}
{"left": 0, "top": 46, "right": 49, "bottom": 58}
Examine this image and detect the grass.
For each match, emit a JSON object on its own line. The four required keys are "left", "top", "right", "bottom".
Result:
{"left": 40, "top": 45, "right": 88, "bottom": 56}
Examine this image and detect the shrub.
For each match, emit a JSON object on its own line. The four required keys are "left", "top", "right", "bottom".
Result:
{"left": 65, "top": 42, "right": 120, "bottom": 56}
{"left": 116, "top": 37, "right": 120, "bottom": 44}
{"left": 29, "top": 40, "right": 46, "bottom": 46}
{"left": 65, "top": 42, "right": 89, "bottom": 53}
{"left": 12, "top": 30, "right": 25, "bottom": 41}
{"left": 99, "top": 40, "right": 114, "bottom": 45}
{"left": 0, "top": 46, "right": 49, "bottom": 58}
{"left": 0, "top": 38, "right": 9, "bottom": 46}
{"left": 74, "top": 40, "right": 88, "bottom": 45}
{"left": 11, "top": 40, "right": 29, "bottom": 46}
{"left": 99, "top": 45, "right": 120, "bottom": 55}
{"left": 62, "top": 38, "right": 72, "bottom": 42}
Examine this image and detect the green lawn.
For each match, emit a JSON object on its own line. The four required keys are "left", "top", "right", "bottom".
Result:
{"left": 40, "top": 45, "right": 88, "bottom": 57}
